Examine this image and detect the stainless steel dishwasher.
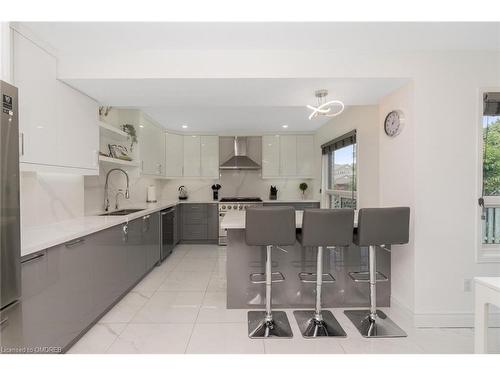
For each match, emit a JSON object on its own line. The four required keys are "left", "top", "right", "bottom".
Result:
{"left": 160, "top": 207, "right": 176, "bottom": 261}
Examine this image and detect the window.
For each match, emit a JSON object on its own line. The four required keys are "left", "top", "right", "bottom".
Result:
{"left": 479, "top": 92, "right": 500, "bottom": 262}
{"left": 321, "top": 130, "right": 357, "bottom": 209}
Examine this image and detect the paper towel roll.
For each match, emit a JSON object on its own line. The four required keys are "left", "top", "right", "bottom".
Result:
{"left": 147, "top": 185, "right": 157, "bottom": 203}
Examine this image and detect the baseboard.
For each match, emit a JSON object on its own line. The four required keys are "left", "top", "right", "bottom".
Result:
{"left": 390, "top": 296, "right": 500, "bottom": 328}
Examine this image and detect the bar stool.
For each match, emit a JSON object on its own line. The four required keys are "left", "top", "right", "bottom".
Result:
{"left": 245, "top": 206, "right": 296, "bottom": 338}
{"left": 344, "top": 207, "right": 410, "bottom": 338}
{"left": 294, "top": 209, "right": 354, "bottom": 338}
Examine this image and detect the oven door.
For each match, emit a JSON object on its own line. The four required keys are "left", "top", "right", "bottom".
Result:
{"left": 218, "top": 211, "right": 227, "bottom": 245}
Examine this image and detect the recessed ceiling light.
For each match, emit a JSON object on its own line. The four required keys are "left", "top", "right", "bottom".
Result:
{"left": 182, "top": 124, "right": 188, "bottom": 129}
{"left": 282, "top": 125, "right": 289, "bottom": 128}
{"left": 139, "top": 124, "right": 144, "bottom": 128}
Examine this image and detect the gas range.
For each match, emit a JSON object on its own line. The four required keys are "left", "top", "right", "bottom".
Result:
{"left": 218, "top": 197, "right": 263, "bottom": 245}
{"left": 219, "top": 197, "right": 262, "bottom": 211}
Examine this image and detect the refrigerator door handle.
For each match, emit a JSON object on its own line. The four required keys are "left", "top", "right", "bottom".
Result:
{"left": 20, "top": 132, "right": 24, "bottom": 156}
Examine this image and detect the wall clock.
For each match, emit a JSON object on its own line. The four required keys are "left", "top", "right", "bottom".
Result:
{"left": 384, "top": 110, "right": 405, "bottom": 137}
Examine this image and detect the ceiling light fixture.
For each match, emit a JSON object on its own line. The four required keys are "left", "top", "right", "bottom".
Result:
{"left": 306, "top": 89, "right": 344, "bottom": 120}
{"left": 182, "top": 124, "right": 188, "bottom": 129}
{"left": 282, "top": 124, "right": 289, "bottom": 128}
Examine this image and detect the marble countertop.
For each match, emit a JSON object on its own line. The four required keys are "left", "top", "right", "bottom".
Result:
{"left": 221, "top": 209, "right": 358, "bottom": 230}
{"left": 21, "top": 198, "right": 321, "bottom": 257}
{"left": 21, "top": 200, "right": 179, "bottom": 257}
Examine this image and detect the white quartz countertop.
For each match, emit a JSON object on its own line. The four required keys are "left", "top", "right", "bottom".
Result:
{"left": 21, "top": 200, "right": 180, "bottom": 257}
{"left": 221, "top": 209, "right": 358, "bottom": 230}
{"left": 21, "top": 198, "right": 321, "bottom": 258}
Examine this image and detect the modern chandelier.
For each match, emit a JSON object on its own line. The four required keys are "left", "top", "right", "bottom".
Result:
{"left": 306, "top": 89, "right": 344, "bottom": 120}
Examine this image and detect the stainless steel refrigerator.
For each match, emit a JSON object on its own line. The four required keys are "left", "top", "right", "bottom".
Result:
{"left": 0, "top": 80, "right": 21, "bottom": 311}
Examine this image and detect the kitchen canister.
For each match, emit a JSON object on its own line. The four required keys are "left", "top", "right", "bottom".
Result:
{"left": 146, "top": 185, "right": 157, "bottom": 203}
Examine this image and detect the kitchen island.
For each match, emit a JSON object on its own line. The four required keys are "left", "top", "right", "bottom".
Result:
{"left": 220, "top": 210, "right": 392, "bottom": 309}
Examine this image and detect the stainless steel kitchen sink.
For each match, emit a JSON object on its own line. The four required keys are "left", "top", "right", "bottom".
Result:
{"left": 99, "top": 209, "right": 144, "bottom": 216}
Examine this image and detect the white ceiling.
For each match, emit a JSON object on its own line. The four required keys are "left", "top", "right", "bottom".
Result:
{"left": 64, "top": 77, "right": 408, "bottom": 132}
{"left": 20, "top": 22, "right": 500, "bottom": 54}
{"left": 25, "top": 21, "right": 478, "bottom": 132}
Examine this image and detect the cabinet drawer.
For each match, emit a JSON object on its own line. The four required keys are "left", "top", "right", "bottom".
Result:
{"left": 182, "top": 224, "right": 207, "bottom": 240}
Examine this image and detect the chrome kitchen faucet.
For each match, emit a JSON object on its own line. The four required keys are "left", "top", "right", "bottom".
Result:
{"left": 104, "top": 168, "right": 130, "bottom": 211}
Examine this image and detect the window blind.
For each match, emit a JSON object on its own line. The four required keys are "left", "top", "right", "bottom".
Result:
{"left": 321, "top": 130, "right": 357, "bottom": 154}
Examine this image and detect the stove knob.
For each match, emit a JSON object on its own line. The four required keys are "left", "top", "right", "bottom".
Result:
{"left": 228, "top": 206, "right": 231, "bottom": 209}
{"left": 239, "top": 205, "right": 243, "bottom": 210}
{"left": 222, "top": 205, "right": 226, "bottom": 210}
{"left": 233, "top": 205, "right": 237, "bottom": 209}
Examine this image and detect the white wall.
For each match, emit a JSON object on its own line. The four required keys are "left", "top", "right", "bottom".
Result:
{"left": 379, "top": 82, "right": 415, "bottom": 313}
{"left": 314, "top": 105, "right": 380, "bottom": 208}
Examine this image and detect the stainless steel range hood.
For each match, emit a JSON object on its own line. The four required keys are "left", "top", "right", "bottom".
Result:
{"left": 219, "top": 136, "right": 261, "bottom": 170}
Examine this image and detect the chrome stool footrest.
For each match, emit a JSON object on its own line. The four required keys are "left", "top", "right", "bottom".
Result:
{"left": 298, "top": 272, "right": 335, "bottom": 283}
{"left": 348, "top": 271, "right": 388, "bottom": 283}
{"left": 249, "top": 271, "right": 285, "bottom": 284}
{"left": 293, "top": 310, "right": 346, "bottom": 338}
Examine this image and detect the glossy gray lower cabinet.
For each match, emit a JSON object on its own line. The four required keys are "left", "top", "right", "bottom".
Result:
{"left": 207, "top": 204, "right": 218, "bottom": 240}
{"left": 263, "top": 202, "right": 320, "bottom": 210}
{"left": 180, "top": 203, "right": 218, "bottom": 243}
{"left": 0, "top": 213, "right": 161, "bottom": 354}
{"left": 143, "top": 212, "right": 160, "bottom": 269}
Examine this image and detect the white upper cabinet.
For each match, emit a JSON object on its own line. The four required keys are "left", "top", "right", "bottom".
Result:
{"left": 57, "top": 82, "right": 99, "bottom": 170}
{"left": 262, "top": 134, "right": 315, "bottom": 178}
{"left": 262, "top": 135, "right": 280, "bottom": 177}
{"left": 200, "top": 135, "right": 219, "bottom": 178}
{"left": 183, "top": 135, "right": 201, "bottom": 177}
{"left": 14, "top": 31, "right": 58, "bottom": 166}
{"left": 164, "top": 132, "right": 184, "bottom": 177}
{"left": 279, "top": 135, "right": 297, "bottom": 176}
{"left": 13, "top": 31, "right": 98, "bottom": 174}
{"left": 296, "top": 135, "right": 315, "bottom": 178}
{"left": 139, "top": 114, "right": 165, "bottom": 176}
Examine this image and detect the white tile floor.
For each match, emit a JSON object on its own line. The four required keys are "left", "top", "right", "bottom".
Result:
{"left": 68, "top": 244, "right": 500, "bottom": 354}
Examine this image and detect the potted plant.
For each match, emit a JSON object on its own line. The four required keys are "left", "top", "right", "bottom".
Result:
{"left": 121, "top": 124, "right": 138, "bottom": 152}
{"left": 299, "top": 182, "right": 308, "bottom": 199}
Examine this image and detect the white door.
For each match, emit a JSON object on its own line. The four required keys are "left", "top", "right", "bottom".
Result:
{"left": 183, "top": 135, "right": 201, "bottom": 177}
{"left": 165, "top": 132, "right": 184, "bottom": 177}
{"left": 56, "top": 81, "right": 99, "bottom": 171}
{"left": 296, "top": 135, "right": 315, "bottom": 178}
{"left": 279, "top": 135, "right": 297, "bottom": 176}
{"left": 200, "top": 136, "right": 219, "bottom": 178}
{"left": 262, "top": 135, "right": 280, "bottom": 178}
{"left": 13, "top": 31, "right": 58, "bottom": 166}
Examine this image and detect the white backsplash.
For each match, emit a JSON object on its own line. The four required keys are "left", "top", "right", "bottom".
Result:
{"left": 160, "top": 170, "right": 314, "bottom": 201}
{"left": 20, "top": 172, "right": 85, "bottom": 227}
{"left": 84, "top": 166, "right": 165, "bottom": 215}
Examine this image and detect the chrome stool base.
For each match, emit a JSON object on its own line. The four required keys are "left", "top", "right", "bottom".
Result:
{"left": 248, "top": 311, "right": 293, "bottom": 339}
{"left": 344, "top": 309, "right": 407, "bottom": 338}
{"left": 294, "top": 310, "right": 346, "bottom": 338}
